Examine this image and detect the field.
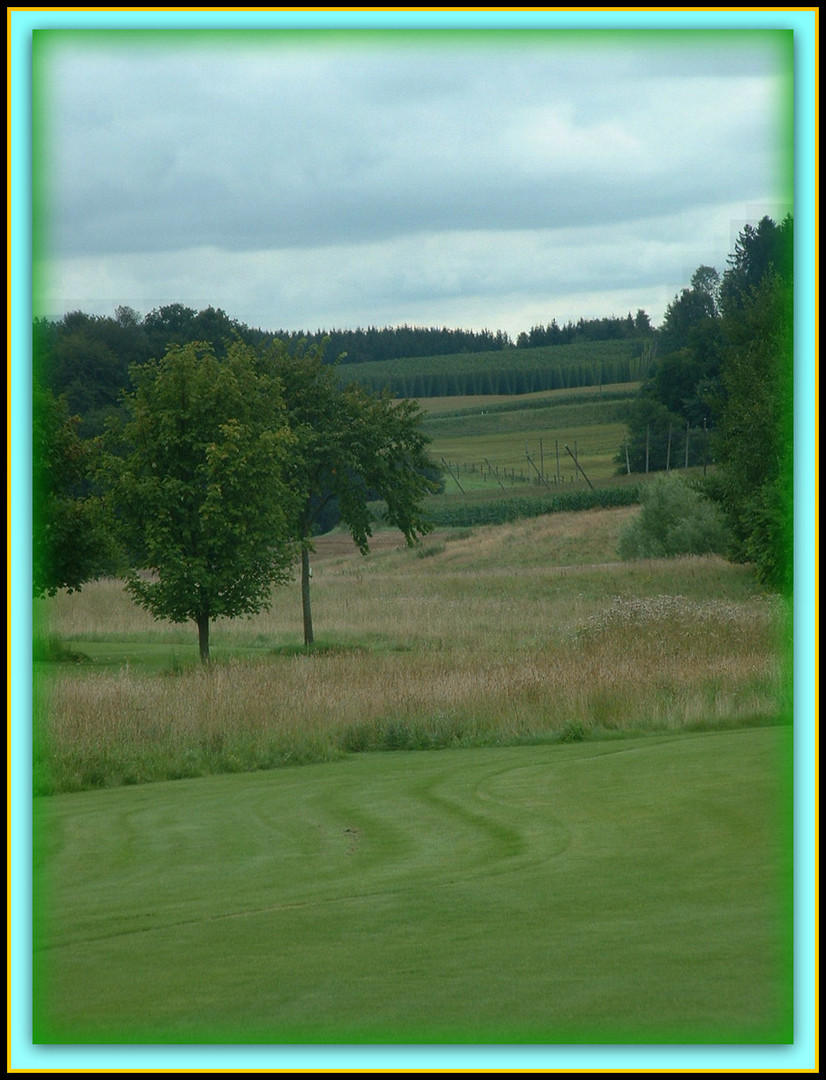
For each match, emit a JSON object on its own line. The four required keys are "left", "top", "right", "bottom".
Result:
{"left": 339, "top": 339, "right": 649, "bottom": 399}
{"left": 33, "top": 507, "right": 790, "bottom": 794}
{"left": 31, "top": 390, "right": 793, "bottom": 1045}
{"left": 420, "top": 383, "right": 638, "bottom": 490}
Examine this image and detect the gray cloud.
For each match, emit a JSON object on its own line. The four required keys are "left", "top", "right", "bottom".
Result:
{"left": 37, "top": 32, "right": 790, "bottom": 333}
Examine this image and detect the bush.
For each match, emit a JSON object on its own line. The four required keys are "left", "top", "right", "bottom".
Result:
{"left": 617, "top": 474, "right": 730, "bottom": 560}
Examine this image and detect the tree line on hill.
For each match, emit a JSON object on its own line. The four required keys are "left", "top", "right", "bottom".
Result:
{"left": 33, "top": 306, "right": 654, "bottom": 439}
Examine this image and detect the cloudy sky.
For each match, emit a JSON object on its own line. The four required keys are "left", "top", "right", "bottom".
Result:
{"left": 34, "top": 27, "right": 792, "bottom": 338}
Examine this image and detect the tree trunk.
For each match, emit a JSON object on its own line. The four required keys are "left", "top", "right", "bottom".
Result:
{"left": 301, "top": 542, "right": 315, "bottom": 648}
{"left": 197, "top": 613, "right": 210, "bottom": 664}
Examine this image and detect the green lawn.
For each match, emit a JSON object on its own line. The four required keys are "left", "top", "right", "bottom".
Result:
{"left": 33, "top": 727, "right": 792, "bottom": 1044}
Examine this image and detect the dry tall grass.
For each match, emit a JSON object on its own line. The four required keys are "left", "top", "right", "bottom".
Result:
{"left": 33, "top": 507, "right": 791, "bottom": 793}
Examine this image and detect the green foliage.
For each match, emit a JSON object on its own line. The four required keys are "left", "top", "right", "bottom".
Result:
{"left": 720, "top": 215, "right": 793, "bottom": 318}
{"left": 617, "top": 474, "right": 730, "bottom": 560}
{"left": 260, "top": 338, "right": 439, "bottom": 644}
{"left": 32, "top": 380, "right": 115, "bottom": 597}
{"left": 617, "top": 397, "right": 696, "bottom": 474}
{"left": 262, "top": 340, "right": 438, "bottom": 549}
{"left": 617, "top": 215, "right": 794, "bottom": 595}
{"left": 426, "top": 484, "right": 641, "bottom": 529}
{"left": 102, "top": 341, "right": 299, "bottom": 660}
{"left": 715, "top": 266, "right": 793, "bottom": 593}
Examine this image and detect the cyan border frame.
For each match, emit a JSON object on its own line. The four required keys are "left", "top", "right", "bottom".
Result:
{"left": 9, "top": 7, "right": 817, "bottom": 1073}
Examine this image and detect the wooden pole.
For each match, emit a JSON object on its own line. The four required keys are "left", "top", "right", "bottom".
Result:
{"left": 526, "top": 451, "right": 552, "bottom": 490}
{"left": 564, "top": 444, "right": 594, "bottom": 489}
{"left": 484, "top": 457, "right": 507, "bottom": 492}
{"left": 440, "top": 457, "right": 466, "bottom": 494}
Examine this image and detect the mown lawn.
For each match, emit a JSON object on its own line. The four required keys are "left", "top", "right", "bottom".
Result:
{"left": 33, "top": 727, "right": 792, "bottom": 1044}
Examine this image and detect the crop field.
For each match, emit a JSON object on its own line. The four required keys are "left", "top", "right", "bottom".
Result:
{"left": 339, "top": 339, "right": 649, "bottom": 398}
{"left": 420, "top": 383, "right": 641, "bottom": 491}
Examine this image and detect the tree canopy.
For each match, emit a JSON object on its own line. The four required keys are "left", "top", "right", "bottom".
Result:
{"left": 102, "top": 341, "right": 299, "bottom": 661}
{"left": 32, "top": 379, "right": 113, "bottom": 598}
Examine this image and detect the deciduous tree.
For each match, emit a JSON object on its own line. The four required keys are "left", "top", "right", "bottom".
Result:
{"left": 260, "top": 340, "right": 439, "bottom": 646}
{"left": 103, "top": 341, "right": 298, "bottom": 661}
{"left": 33, "top": 379, "right": 112, "bottom": 598}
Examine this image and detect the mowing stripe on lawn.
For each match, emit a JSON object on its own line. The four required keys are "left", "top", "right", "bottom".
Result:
{"left": 33, "top": 727, "right": 792, "bottom": 1045}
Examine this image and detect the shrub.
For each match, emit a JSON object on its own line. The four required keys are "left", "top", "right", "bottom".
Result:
{"left": 617, "top": 474, "right": 730, "bottom": 560}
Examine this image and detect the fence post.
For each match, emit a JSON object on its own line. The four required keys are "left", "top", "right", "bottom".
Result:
{"left": 484, "top": 458, "right": 507, "bottom": 492}
{"left": 526, "top": 451, "right": 552, "bottom": 490}
{"left": 685, "top": 421, "right": 690, "bottom": 469}
{"left": 645, "top": 425, "right": 650, "bottom": 474}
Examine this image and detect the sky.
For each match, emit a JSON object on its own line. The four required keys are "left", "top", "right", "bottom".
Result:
{"left": 34, "top": 27, "right": 793, "bottom": 338}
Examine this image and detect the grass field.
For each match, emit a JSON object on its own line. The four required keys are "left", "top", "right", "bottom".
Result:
{"left": 33, "top": 506, "right": 790, "bottom": 794}
{"left": 33, "top": 727, "right": 792, "bottom": 1044}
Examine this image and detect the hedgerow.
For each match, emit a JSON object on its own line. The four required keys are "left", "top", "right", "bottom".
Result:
{"left": 424, "top": 483, "right": 641, "bottom": 528}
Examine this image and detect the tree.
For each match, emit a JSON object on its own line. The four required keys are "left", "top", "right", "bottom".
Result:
{"left": 719, "top": 215, "right": 793, "bottom": 317}
{"left": 712, "top": 215, "right": 794, "bottom": 593}
{"left": 32, "top": 379, "right": 113, "bottom": 598}
{"left": 617, "top": 397, "right": 687, "bottom": 474}
{"left": 621, "top": 265, "right": 723, "bottom": 470}
{"left": 260, "top": 340, "right": 439, "bottom": 646}
{"left": 715, "top": 270, "right": 793, "bottom": 592}
{"left": 103, "top": 341, "right": 299, "bottom": 662}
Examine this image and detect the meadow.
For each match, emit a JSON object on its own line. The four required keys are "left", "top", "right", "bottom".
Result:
{"left": 33, "top": 506, "right": 790, "bottom": 795}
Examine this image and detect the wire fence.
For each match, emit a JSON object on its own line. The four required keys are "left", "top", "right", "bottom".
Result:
{"left": 438, "top": 423, "right": 715, "bottom": 493}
